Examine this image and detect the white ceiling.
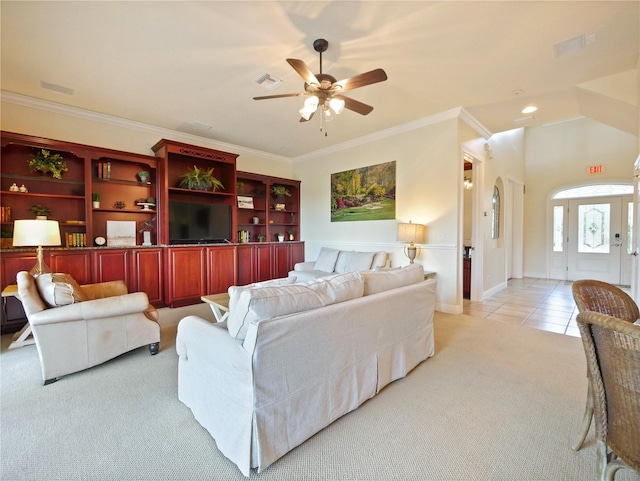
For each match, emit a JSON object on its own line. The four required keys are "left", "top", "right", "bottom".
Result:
{"left": 1, "top": 1, "right": 638, "bottom": 159}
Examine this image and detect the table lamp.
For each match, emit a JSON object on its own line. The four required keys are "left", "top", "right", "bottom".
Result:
{"left": 397, "top": 221, "right": 425, "bottom": 264}
{"left": 12, "top": 219, "right": 62, "bottom": 277}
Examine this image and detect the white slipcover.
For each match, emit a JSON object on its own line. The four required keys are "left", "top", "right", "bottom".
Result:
{"left": 176, "top": 278, "right": 436, "bottom": 476}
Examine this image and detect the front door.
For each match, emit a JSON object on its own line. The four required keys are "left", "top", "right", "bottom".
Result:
{"left": 566, "top": 196, "right": 632, "bottom": 284}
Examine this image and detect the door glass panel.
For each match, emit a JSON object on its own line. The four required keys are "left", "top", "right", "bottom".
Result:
{"left": 553, "top": 205, "right": 564, "bottom": 252}
{"left": 628, "top": 201, "right": 634, "bottom": 254}
{"left": 578, "top": 203, "right": 610, "bottom": 253}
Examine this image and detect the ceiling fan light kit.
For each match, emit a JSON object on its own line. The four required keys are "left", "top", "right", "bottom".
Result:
{"left": 254, "top": 38, "right": 387, "bottom": 132}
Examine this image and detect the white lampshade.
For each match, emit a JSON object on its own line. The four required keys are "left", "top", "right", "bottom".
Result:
{"left": 12, "top": 219, "right": 61, "bottom": 277}
{"left": 13, "top": 219, "right": 61, "bottom": 247}
{"left": 329, "top": 97, "right": 345, "bottom": 115}
{"left": 397, "top": 221, "right": 425, "bottom": 245}
{"left": 299, "top": 96, "right": 319, "bottom": 120}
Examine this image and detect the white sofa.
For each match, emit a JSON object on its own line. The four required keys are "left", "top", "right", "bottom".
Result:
{"left": 288, "top": 247, "right": 389, "bottom": 282}
{"left": 176, "top": 264, "right": 436, "bottom": 476}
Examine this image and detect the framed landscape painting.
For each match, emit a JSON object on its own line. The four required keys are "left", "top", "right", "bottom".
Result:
{"left": 331, "top": 161, "right": 396, "bottom": 222}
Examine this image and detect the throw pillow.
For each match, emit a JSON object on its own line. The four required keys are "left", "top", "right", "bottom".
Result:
{"left": 346, "top": 251, "right": 375, "bottom": 272}
{"left": 362, "top": 263, "right": 425, "bottom": 296}
{"left": 35, "top": 273, "right": 88, "bottom": 308}
{"left": 371, "top": 251, "right": 388, "bottom": 269}
{"left": 334, "top": 251, "right": 351, "bottom": 273}
{"left": 228, "top": 276, "right": 296, "bottom": 314}
{"left": 314, "top": 247, "right": 340, "bottom": 272}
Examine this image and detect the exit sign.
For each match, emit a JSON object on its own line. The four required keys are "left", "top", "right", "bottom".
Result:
{"left": 587, "top": 165, "right": 605, "bottom": 175}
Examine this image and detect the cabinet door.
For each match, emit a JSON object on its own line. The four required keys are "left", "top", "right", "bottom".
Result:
{"left": 236, "top": 245, "right": 253, "bottom": 286}
{"left": 254, "top": 244, "right": 272, "bottom": 282}
{"left": 207, "top": 246, "right": 236, "bottom": 294}
{"left": 166, "top": 247, "right": 206, "bottom": 307}
{"left": 289, "top": 242, "right": 305, "bottom": 267}
{"left": 272, "top": 243, "right": 291, "bottom": 279}
{"left": 48, "top": 250, "right": 92, "bottom": 285}
{"left": 92, "top": 249, "right": 130, "bottom": 285}
{"left": 132, "top": 248, "right": 163, "bottom": 306}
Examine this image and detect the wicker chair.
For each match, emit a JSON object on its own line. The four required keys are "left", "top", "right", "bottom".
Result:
{"left": 571, "top": 280, "right": 639, "bottom": 451}
{"left": 576, "top": 311, "right": 640, "bottom": 481}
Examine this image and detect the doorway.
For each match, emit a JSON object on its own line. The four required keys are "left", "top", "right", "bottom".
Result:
{"left": 549, "top": 185, "right": 633, "bottom": 285}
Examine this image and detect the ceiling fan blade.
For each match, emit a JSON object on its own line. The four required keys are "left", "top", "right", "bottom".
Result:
{"left": 334, "top": 95, "right": 374, "bottom": 115}
{"left": 287, "top": 58, "right": 320, "bottom": 86}
{"left": 333, "top": 68, "right": 387, "bottom": 91}
{"left": 253, "top": 92, "right": 307, "bottom": 100}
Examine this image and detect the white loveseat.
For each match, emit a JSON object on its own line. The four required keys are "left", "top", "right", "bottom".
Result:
{"left": 176, "top": 263, "right": 436, "bottom": 476}
{"left": 288, "top": 247, "right": 389, "bottom": 282}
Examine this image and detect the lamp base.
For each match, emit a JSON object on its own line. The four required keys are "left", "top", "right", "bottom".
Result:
{"left": 405, "top": 244, "right": 417, "bottom": 264}
{"left": 29, "top": 245, "right": 52, "bottom": 278}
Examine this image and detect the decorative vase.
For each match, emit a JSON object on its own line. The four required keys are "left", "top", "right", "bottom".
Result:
{"left": 93, "top": 201, "right": 100, "bottom": 209}
{"left": 277, "top": 234, "right": 285, "bottom": 242}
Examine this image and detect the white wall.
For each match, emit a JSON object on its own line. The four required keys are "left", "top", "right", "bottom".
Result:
{"left": 524, "top": 117, "right": 638, "bottom": 278}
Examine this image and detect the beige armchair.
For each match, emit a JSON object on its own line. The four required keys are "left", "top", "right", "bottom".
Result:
{"left": 16, "top": 271, "right": 160, "bottom": 385}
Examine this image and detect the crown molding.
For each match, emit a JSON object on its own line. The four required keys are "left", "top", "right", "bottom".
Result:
{"left": 292, "top": 107, "right": 492, "bottom": 162}
{"left": 2, "top": 91, "right": 492, "bottom": 163}
{"left": 0, "top": 90, "right": 291, "bottom": 163}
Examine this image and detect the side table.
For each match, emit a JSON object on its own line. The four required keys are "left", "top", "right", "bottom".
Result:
{"left": 201, "top": 293, "right": 230, "bottom": 323}
{"left": 2, "top": 285, "right": 35, "bottom": 349}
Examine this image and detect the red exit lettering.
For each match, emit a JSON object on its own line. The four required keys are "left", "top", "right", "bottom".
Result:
{"left": 588, "top": 165, "right": 605, "bottom": 175}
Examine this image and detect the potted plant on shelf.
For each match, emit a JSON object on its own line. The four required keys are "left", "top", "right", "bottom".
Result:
{"left": 30, "top": 203, "right": 52, "bottom": 219}
{"left": 277, "top": 233, "right": 285, "bottom": 242}
{"left": 257, "top": 233, "right": 266, "bottom": 242}
{"left": 179, "top": 165, "right": 224, "bottom": 192}
{"left": 271, "top": 185, "right": 291, "bottom": 198}
{"left": 28, "top": 149, "right": 68, "bottom": 179}
{"left": 92, "top": 193, "right": 100, "bottom": 208}
{"left": 138, "top": 171, "right": 150, "bottom": 183}
{"left": 287, "top": 228, "right": 295, "bottom": 241}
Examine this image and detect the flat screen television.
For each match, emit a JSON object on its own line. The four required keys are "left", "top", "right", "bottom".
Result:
{"left": 169, "top": 200, "right": 232, "bottom": 244}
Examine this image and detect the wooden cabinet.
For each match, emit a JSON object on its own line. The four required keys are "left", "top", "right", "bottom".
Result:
{"left": 206, "top": 245, "right": 236, "bottom": 294}
{"left": 152, "top": 139, "right": 238, "bottom": 245}
{"left": 165, "top": 246, "right": 207, "bottom": 307}
{"left": 131, "top": 248, "right": 163, "bottom": 306}
{"left": 463, "top": 257, "right": 471, "bottom": 299}
{"left": 237, "top": 242, "right": 304, "bottom": 284}
{"left": 237, "top": 171, "right": 301, "bottom": 243}
{"left": 90, "top": 154, "right": 159, "bottom": 247}
{"left": 1, "top": 132, "right": 305, "bottom": 315}
{"left": 1, "top": 133, "right": 88, "bottom": 246}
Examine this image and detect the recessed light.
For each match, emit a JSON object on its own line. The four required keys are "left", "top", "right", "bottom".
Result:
{"left": 522, "top": 106, "right": 537, "bottom": 114}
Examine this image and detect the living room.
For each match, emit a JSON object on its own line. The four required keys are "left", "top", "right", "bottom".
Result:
{"left": 1, "top": 2, "right": 639, "bottom": 480}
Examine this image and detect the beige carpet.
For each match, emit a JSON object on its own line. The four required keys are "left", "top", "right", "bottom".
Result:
{"left": 1, "top": 309, "right": 639, "bottom": 481}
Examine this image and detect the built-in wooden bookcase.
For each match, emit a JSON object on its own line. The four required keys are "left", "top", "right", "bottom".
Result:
{"left": 90, "top": 155, "right": 159, "bottom": 246}
{"left": 236, "top": 171, "right": 301, "bottom": 243}
{"left": 0, "top": 133, "right": 87, "bottom": 245}
{"left": 152, "top": 139, "right": 239, "bottom": 245}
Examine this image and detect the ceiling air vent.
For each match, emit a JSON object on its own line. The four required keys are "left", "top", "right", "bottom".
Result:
{"left": 254, "top": 73, "right": 283, "bottom": 91}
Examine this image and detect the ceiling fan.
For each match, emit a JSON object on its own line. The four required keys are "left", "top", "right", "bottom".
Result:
{"left": 253, "top": 38, "right": 388, "bottom": 123}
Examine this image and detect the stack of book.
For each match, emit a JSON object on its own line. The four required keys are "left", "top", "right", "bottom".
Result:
{"left": 65, "top": 232, "right": 87, "bottom": 247}
{"left": 0, "top": 206, "right": 10, "bottom": 222}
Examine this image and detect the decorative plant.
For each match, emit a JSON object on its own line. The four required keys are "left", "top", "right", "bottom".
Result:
{"left": 1, "top": 230, "right": 12, "bottom": 238}
{"left": 138, "top": 171, "right": 150, "bottom": 183}
{"left": 271, "top": 185, "right": 291, "bottom": 197}
{"left": 287, "top": 228, "right": 295, "bottom": 236}
{"left": 146, "top": 197, "right": 155, "bottom": 204}
{"left": 179, "top": 165, "right": 224, "bottom": 192}
{"left": 30, "top": 203, "right": 52, "bottom": 217}
{"left": 28, "top": 149, "right": 68, "bottom": 179}
{"left": 92, "top": 193, "right": 100, "bottom": 202}
{"left": 236, "top": 181, "right": 245, "bottom": 193}
{"left": 257, "top": 233, "right": 266, "bottom": 242}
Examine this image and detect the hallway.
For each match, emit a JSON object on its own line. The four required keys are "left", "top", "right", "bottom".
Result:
{"left": 462, "top": 277, "right": 616, "bottom": 337}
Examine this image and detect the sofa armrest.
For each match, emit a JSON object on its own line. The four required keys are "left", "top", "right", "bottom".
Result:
{"left": 28, "top": 292, "right": 151, "bottom": 326}
{"left": 293, "top": 261, "right": 316, "bottom": 272}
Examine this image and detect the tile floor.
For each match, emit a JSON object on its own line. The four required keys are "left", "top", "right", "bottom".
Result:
{"left": 462, "top": 277, "right": 618, "bottom": 337}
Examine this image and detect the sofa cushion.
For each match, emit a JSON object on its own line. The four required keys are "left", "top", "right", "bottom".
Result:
{"left": 346, "top": 251, "right": 375, "bottom": 272}
{"left": 228, "top": 277, "right": 296, "bottom": 315}
{"left": 228, "top": 272, "right": 364, "bottom": 340}
{"left": 362, "top": 263, "right": 425, "bottom": 296}
{"left": 334, "top": 251, "right": 350, "bottom": 274}
{"left": 314, "top": 247, "right": 340, "bottom": 273}
{"left": 35, "top": 273, "right": 88, "bottom": 308}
